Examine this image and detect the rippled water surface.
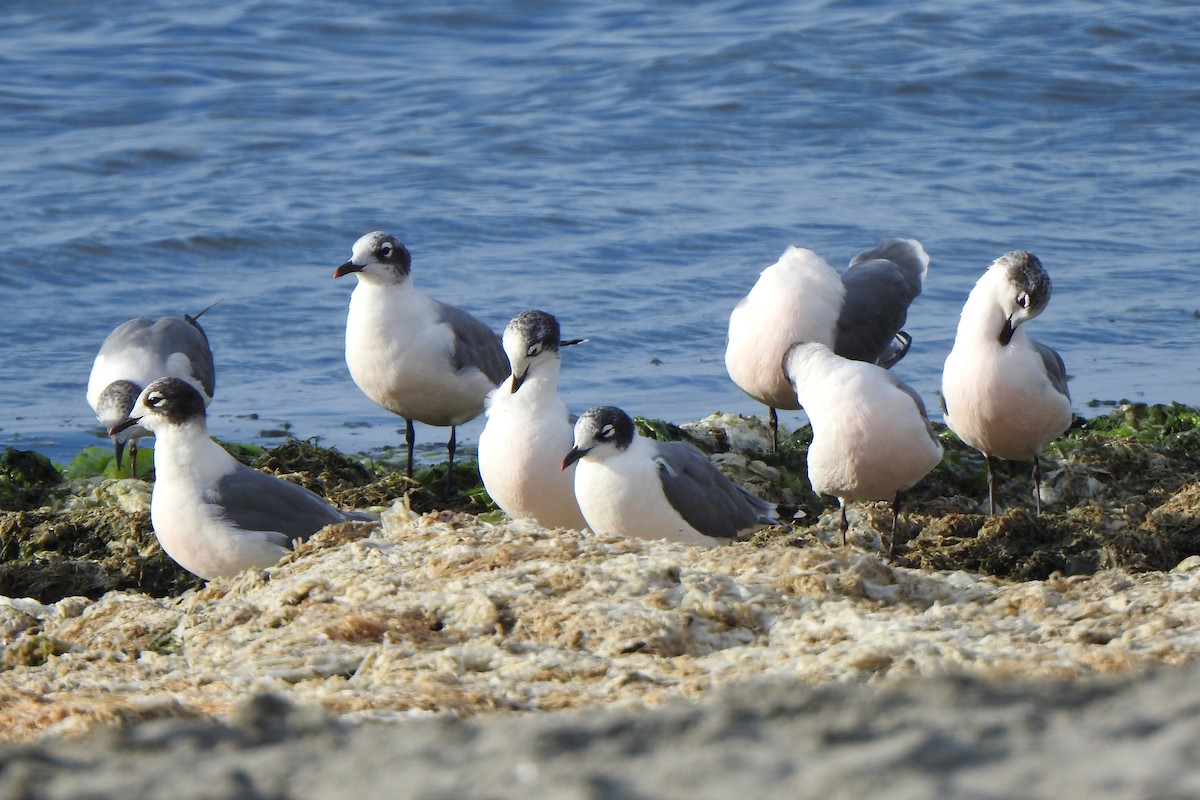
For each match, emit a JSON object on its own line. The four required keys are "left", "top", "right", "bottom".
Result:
{"left": 2, "top": 1, "right": 1198, "bottom": 463}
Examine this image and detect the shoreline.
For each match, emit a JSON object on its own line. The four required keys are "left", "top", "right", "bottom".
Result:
{"left": 1, "top": 402, "right": 1199, "bottom": 795}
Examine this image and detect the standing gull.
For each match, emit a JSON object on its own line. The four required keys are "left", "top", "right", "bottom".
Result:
{"left": 478, "top": 310, "right": 588, "bottom": 530}
{"left": 784, "top": 342, "right": 943, "bottom": 554}
{"left": 726, "top": 239, "right": 929, "bottom": 450}
{"left": 86, "top": 308, "right": 216, "bottom": 476}
{"left": 941, "top": 250, "right": 1071, "bottom": 514}
{"left": 110, "top": 377, "right": 370, "bottom": 580}
{"left": 562, "top": 406, "right": 778, "bottom": 546}
{"left": 334, "top": 231, "right": 509, "bottom": 492}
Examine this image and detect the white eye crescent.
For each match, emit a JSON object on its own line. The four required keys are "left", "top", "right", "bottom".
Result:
{"left": 600, "top": 424, "right": 615, "bottom": 439}
{"left": 379, "top": 242, "right": 393, "bottom": 258}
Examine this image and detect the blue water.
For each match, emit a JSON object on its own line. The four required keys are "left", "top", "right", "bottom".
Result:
{"left": 2, "top": 1, "right": 1198, "bottom": 465}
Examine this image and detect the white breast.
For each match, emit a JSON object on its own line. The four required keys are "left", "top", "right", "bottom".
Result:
{"left": 149, "top": 430, "right": 289, "bottom": 580}
{"left": 573, "top": 442, "right": 720, "bottom": 546}
{"left": 479, "top": 375, "right": 587, "bottom": 530}
{"left": 726, "top": 248, "right": 845, "bottom": 410}
{"left": 345, "top": 285, "right": 494, "bottom": 426}
{"left": 942, "top": 332, "right": 1071, "bottom": 461}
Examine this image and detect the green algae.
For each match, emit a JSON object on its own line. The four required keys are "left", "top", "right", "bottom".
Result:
{"left": 0, "top": 448, "right": 62, "bottom": 511}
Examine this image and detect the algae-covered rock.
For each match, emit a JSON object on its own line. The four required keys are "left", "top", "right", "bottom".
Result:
{"left": 637, "top": 403, "right": 1200, "bottom": 580}
{"left": 2, "top": 402, "right": 1199, "bottom": 608}
{"left": 0, "top": 503, "right": 200, "bottom": 601}
{"left": 0, "top": 448, "right": 62, "bottom": 511}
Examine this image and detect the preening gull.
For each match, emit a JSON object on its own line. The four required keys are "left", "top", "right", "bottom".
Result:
{"left": 941, "top": 250, "right": 1071, "bottom": 514}
{"left": 784, "top": 341, "right": 943, "bottom": 554}
{"left": 563, "top": 406, "right": 778, "bottom": 546}
{"left": 334, "top": 231, "right": 509, "bottom": 492}
{"left": 726, "top": 239, "right": 929, "bottom": 450}
{"left": 86, "top": 307, "right": 216, "bottom": 476}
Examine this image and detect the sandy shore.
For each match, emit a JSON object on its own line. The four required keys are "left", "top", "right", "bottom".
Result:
{"left": 2, "top": 498, "right": 1200, "bottom": 797}
{"left": 3, "top": 662, "right": 1200, "bottom": 799}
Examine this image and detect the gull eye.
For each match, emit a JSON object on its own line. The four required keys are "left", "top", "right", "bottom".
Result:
{"left": 600, "top": 424, "right": 615, "bottom": 440}
{"left": 526, "top": 344, "right": 542, "bottom": 358}
{"left": 146, "top": 391, "right": 165, "bottom": 408}
{"left": 1016, "top": 292, "right": 1030, "bottom": 309}
{"left": 379, "top": 241, "right": 393, "bottom": 258}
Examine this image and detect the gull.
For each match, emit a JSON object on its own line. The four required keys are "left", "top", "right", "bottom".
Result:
{"left": 478, "top": 310, "right": 588, "bottom": 530}
{"left": 941, "top": 250, "right": 1071, "bottom": 515}
{"left": 334, "top": 231, "right": 509, "bottom": 492}
{"left": 562, "top": 406, "right": 778, "bottom": 546}
{"left": 110, "top": 377, "right": 370, "bottom": 580}
{"left": 86, "top": 307, "right": 216, "bottom": 476}
{"left": 725, "top": 239, "right": 929, "bottom": 450}
{"left": 785, "top": 341, "right": 943, "bottom": 554}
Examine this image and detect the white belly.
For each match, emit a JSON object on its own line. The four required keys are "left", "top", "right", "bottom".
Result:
{"left": 574, "top": 454, "right": 720, "bottom": 546}
{"left": 150, "top": 481, "right": 289, "bottom": 580}
{"left": 345, "top": 292, "right": 494, "bottom": 426}
{"left": 478, "top": 384, "right": 587, "bottom": 530}
{"left": 942, "top": 341, "right": 1071, "bottom": 461}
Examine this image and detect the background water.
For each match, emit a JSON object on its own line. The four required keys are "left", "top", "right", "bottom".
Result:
{"left": 2, "top": 0, "right": 1198, "bottom": 466}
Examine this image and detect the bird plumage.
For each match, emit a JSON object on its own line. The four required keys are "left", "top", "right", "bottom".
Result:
{"left": 941, "top": 250, "right": 1071, "bottom": 513}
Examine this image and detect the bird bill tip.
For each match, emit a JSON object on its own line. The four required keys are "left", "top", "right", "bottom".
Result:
{"left": 562, "top": 447, "right": 587, "bottom": 471}
{"left": 333, "top": 261, "right": 363, "bottom": 279}
{"left": 108, "top": 417, "right": 141, "bottom": 437}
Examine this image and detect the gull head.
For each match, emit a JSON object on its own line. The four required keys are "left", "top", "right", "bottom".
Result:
{"left": 563, "top": 406, "right": 634, "bottom": 469}
{"left": 993, "top": 250, "right": 1051, "bottom": 345}
{"left": 334, "top": 231, "right": 412, "bottom": 284}
{"left": 110, "top": 377, "right": 208, "bottom": 437}
{"left": 96, "top": 379, "right": 144, "bottom": 464}
{"left": 503, "top": 310, "right": 583, "bottom": 392}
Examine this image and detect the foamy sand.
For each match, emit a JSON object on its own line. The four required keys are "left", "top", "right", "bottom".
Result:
{"left": 2, "top": 502, "right": 1200, "bottom": 798}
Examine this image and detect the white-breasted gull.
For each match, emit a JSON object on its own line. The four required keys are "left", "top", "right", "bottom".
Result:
{"left": 478, "top": 310, "right": 588, "bottom": 530}
{"left": 110, "top": 377, "right": 371, "bottom": 580}
{"left": 941, "top": 250, "right": 1071, "bottom": 514}
{"left": 562, "top": 406, "right": 778, "bottom": 546}
{"left": 86, "top": 307, "right": 216, "bottom": 476}
{"left": 785, "top": 341, "right": 943, "bottom": 553}
{"left": 334, "top": 231, "right": 509, "bottom": 492}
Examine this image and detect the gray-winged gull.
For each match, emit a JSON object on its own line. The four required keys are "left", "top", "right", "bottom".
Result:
{"left": 86, "top": 308, "right": 216, "bottom": 476}
{"left": 785, "top": 341, "right": 943, "bottom": 554}
{"left": 110, "top": 377, "right": 370, "bottom": 580}
{"left": 941, "top": 250, "right": 1071, "bottom": 514}
{"left": 334, "top": 231, "right": 509, "bottom": 492}
{"left": 562, "top": 406, "right": 778, "bottom": 546}
{"left": 726, "top": 239, "right": 929, "bottom": 450}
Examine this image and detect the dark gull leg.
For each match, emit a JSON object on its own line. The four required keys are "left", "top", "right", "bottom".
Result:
{"left": 405, "top": 418, "right": 416, "bottom": 479}
{"left": 986, "top": 454, "right": 999, "bottom": 515}
{"left": 889, "top": 493, "right": 903, "bottom": 559}
{"left": 1032, "top": 457, "right": 1043, "bottom": 516}
{"left": 769, "top": 407, "right": 779, "bottom": 453}
{"left": 839, "top": 499, "right": 849, "bottom": 547}
{"left": 129, "top": 441, "right": 138, "bottom": 478}
{"left": 445, "top": 425, "right": 457, "bottom": 496}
